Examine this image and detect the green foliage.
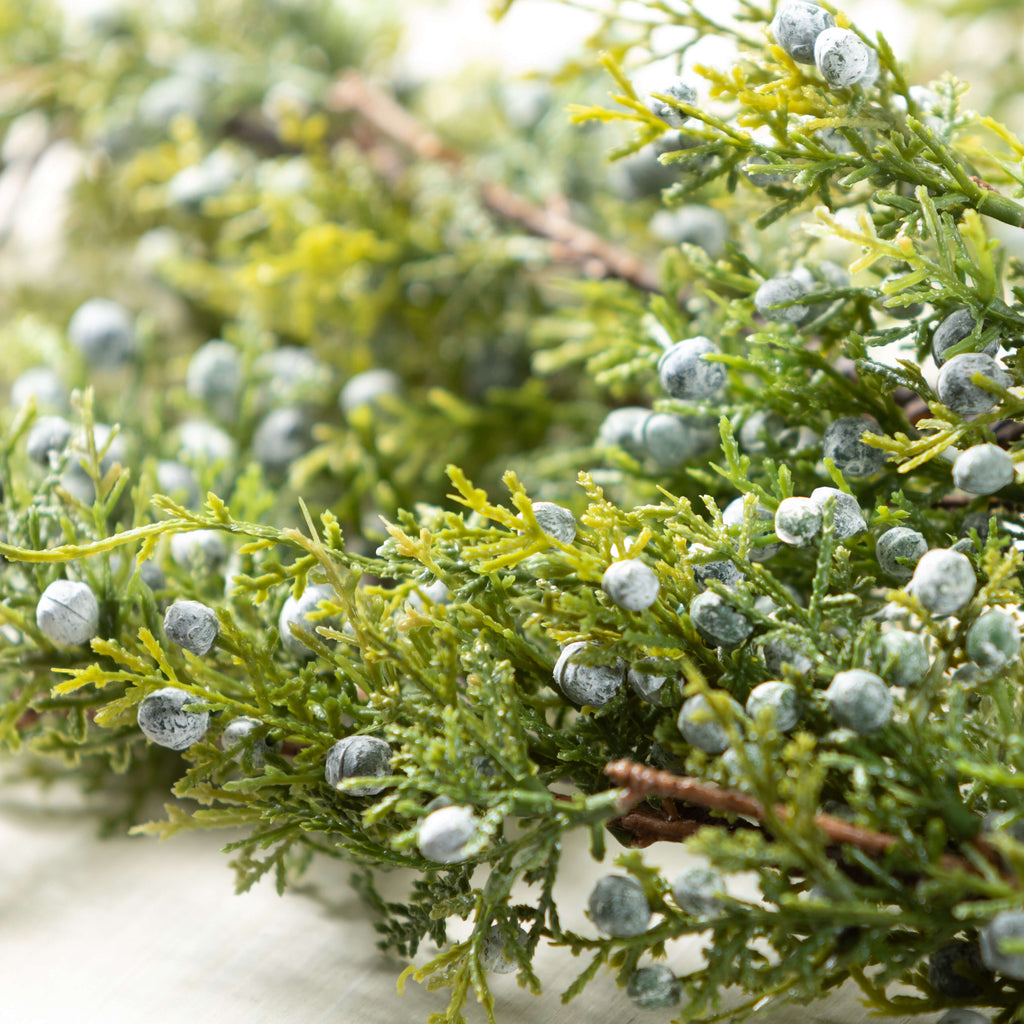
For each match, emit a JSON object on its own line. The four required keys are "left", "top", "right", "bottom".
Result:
{"left": 2, "top": 0, "right": 1024, "bottom": 1022}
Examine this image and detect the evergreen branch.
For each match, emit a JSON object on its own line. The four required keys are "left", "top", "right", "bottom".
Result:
{"left": 326, "top": 70, "right": 661, "bottom": 292}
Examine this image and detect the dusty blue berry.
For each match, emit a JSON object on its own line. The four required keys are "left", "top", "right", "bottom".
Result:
{"left": 528, "top": 501, "right": 576, "bottom": 544}
{"left": 774, "top": 497, "right": 821, "bottom": 546}
{"left": 68, "top": 297, "right": 137, "bottom": 367}
{"left": 602, "top": 559, "right": 660, "bottom": 611}
{"left": 418, "top": 804, "right": 478, "bottom": 863}
{"left": 689, "top": 591, "right": 752, "bottom": 648}
{"left": 252, "top": 406, "right": 312, "bottom": 475}
{"left": 325, "top": 735, "right": 392, "bottom": 796}
{"left": 677, "top": 692, "right": 743, "bottom": 753}
{"left": 36, "top": 579, "right": 100, "bottom": 647}
{"left": 480, "top": 923, "right": 526, "bottom": 974}
{"left": 980, "top": 911, "right": 1024, "bottom": 980}
{"left": 657, "top": 336, "right": 725, "bottom": 400}
{"left": 745, "top": 680, "right": 800, "bottom": 730}
{"left": 598, "top": 406, "right": 649, "bottom": 459}
{"left": 770, "top": 1, "right": 835, "bottom": 64}
{"left": 814, "top": 27, "right": 872, "bottom": 89}
{"left": 627, "top": 965, "right": 682, "bottom": 1009}
{"left": 26, "top": 416, "right": 72, "bottom": 466}
{"left": 279, "top": 584, "right": 336, "bottom": 658}
{"left": 672, "top": 865, "right": 726, "bottom": 916}
{"left": 647, "top": 77, "right": 697, "bottom": 127}
{"left": 650, "top": 204, "right": 728, "bottom": 257}
{"left": 221, "top": 716, "right": 274, "bottom": 770}
{"left": 553, "top": 641, "right": 624, "bottom": 707}
{"left": 163, "top": 599, "right": 219, "bottom": 656}
{"left": 588, "top": 875, "right": 651, "bottom": 937}
{"left": 931, "top": 309, "right": 997, "bottom": 367}
{"left": 809, "top": 487, "right": 865, "bottom": 540}
{"left": 953, "top": 444, "right": 1014, "bottom": 495}
{"left": 822, "top": 416, "right": 886, "bottom": 478}
{"left": 909, "top": 548, "right": 975, "bottom": 616}
{"left": 876, "top": 629, "right": 929, "bottom": 687}
{"left": 937, "top": 353, "right": 1010, "bottom": 418}
{"left": 927, "top": 940, "right": 988, "bottom": 999}
{"left": 876, "top": 527, "right": 928, "bottom": 582}
{"left": 966, "top": 609, "right": 1020, "bottom": 672}
{"left": 723, "top": 496, "right": 781, "bottom": 561}
{"left": 137, "top": 686, "right": 209, "bottom": 750}
{"left": 754, "top": 275, "right": 810, "bottom": 323}
{"left": 826, "top": 669, "right": 892, "bottom": 733}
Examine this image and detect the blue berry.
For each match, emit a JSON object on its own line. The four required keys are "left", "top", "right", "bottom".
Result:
{"left": 279, "top": 584, "right": 336, "bottom": 658}
{"left": 163, "top": 599, "right": 219, "bottom": 656}
{"left": 68, "top": 298, "right": 137, "bottom": 368}
{"left": 553, "top": 641, "right": 624, "bottom": 707}
{"left": 878, "top": 274, "right": 924, "bottom": 320}
{"left": 809, "top": 487, "right": 866, "bottom": 540}
{"left": 650, "top": 204, "right": 728, "bottom": 257}
{"left": 170, "top": 528, "right": 229, "bottom": 571}
{"left": 677, "top": 692, "right": 743, "bottom": 753}
{"left": 875, "top": 526, "right": 928, "bottom": 582}
{"left": 480, "top": 923, "right": 526, "bottom": 974}
{"left": 221, "top": 716, "right": 274, "bottom": 770}
{"left": 774, "top": 496, "right": 821, "bottom": 546}
{"left": 936, "top": 353, "right": 1010, "bottom": 417}
{"left": 671, "top": 865, "right": 726, "bottom": 916}
{"left": 770, "top": 1, "right": 835, "bottom": 64}
{"left": 339, "top": 368, "right": 401, "bottom": 417}
{"left": 10, "top": 366, "right": 68, "bottom": 412}
{"left": 754, "top": 275, "right": 811, "bottom": 323}
{"left": 627, "top": 965, "right": 682, "bottom": 1009}
{"left": 657, "top": 336, "right": 726, "bottom": 400}
{"left": 953, "top": 443, "right": 1014, "bottom": 495}
{"left": 980, "top": 911, "right": 1024, "bottom": 980}
{"left": 966, "top": 609, "right": 1020, "bottom": 672}
{"left": 26, "top": 415, "right": 72, "bottom": 466}
{"left": 325, "top": 735, "right": 392, "bottom": 797}
{"left": 814, "top": 28, "right": 873, "bottom": 89}
{"left": 745, "top": 680, "right": 800, "bottom": 731}
{"left": 155, "top": 460, "right": 200, "bottom": 508}
{"left": 252, "top": 406, "right": 312, "bottom": 475}
{"left": 647, "top": 77, "right": 697, "bottom": 127}
{"left": 931, "top": 309, "right": 997, "bottom": 367}
{"left": 822, "top": 416, "right": 886, "bottom": 478}
{"left": 927, "top": 940, "right": 987, "bottom": 999}
{"left": 528, "top": 501, "right": 576, "bottom": 544}
{"left": 825, "top": 669, "right": 892, "bottom": 734}
{"left": 186, "top": 339, "right": 242, "bottom": 417}
{"left": 36, "top": 579, "right": 100, "bottom": 647}
{"left": 638, "top": 411, "right": 716, "bottom": 469}
{"left": 723, "top": 496, "right": 781, "bottom": 561}
{"left": 598, "top": 407, "right": 649, "bottom": 458}
{"left": 587, "top": 874, "right": 651, "bottom": 937}
{"left": 689, "top": 591, "right": 753, "bottom": 648}
{"left": 602, "top": 559, "right": 660, "bottom": 611}
{"left": 909, "top": 548, "right": 975, "bottom": 616}
{"left": 137, "top": 686, "right": 209, "bottom": 750}
{"left": 418, "top": 804, "right": 478, "bottom": 863}
{"left": 876, "top": 629, "right": 929, "bottom": 687}
{"left": 627, "top": 659, "right": 670, "bottom": 705}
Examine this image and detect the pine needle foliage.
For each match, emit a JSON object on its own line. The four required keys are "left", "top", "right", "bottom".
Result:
{"left": 2, "top": 0, "right": 1024, "bottom": 1022}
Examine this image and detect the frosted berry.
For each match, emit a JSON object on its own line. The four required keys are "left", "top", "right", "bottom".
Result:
{"left": 11, "top": 366, "right": 68, "bottom": 412}
{"left": 739, "top": 410, "right": 794, "bottom": 453}
{"left": 980, "top": 910, "right": 1024, "bottom": 980}
{"left": 927, "top": 939, "right": 987, "bottom": 999}
{"left": 876, "top": 629, "right": 929, "bottom": 687}
{"left": 723, "top": 496, "right": 781, "bottom": 561}
{"left": 822, "top": 416, "right": 886, "bottom": 478}
{"left": 876, "top": 526, "right": 928, "bottom": 582}
{"left": 221, "top": 716, "right": 274, "bottom": 769}
{"left": 553, "top": 641, "right": 624, "bottom": 707}
{"left": 808, "top": 487, "right": 865, "bottom": 540}
{"left": 26, "top": 415, "right": 72, "bottom": 466}
{"left": 657, "top": 336, "right": 726, "bottom": 400}
{"left": 953, "top": 443, "right": 1014, "bottom": 495}
{"left": 936, "top": 353, "right": 1010, "bottom": 417}
{"left": 325, "top": 735, "right": 392, "bottom": 796}
{"left": 672, "top": 865, "right": 726, "bottom": 916}
{"left": 909, "top": 548, "right": 975, "bottom": 616}
{"left": 137, "top": 686, "right": 209, "bottom": 750}
{"left": 627, "top": 660, "right": 670, "bottom": 705}
{"left": 252, "top": 407, "right": 312, "bottom": 475}
{"left": 770, "top": 1, "right": 835, "bottom": 64}
{"left": 691, "top": 550, "right": 743, "bottom": 590}
{"left": 602, "top": 559, "right": 660, "bottom": 611}
{"left": 528, "top": 501, "right": 576, "bottom": 544}
{"left": 627, "top": 965, "right": 682, "bottom": 1009}
{"left": 966, "top": 609, "right": 1020, "bottom": 672}
{"left": 68, "top": 297, "right": 137, "bottom": 367}
{"left": 170, "top": 529, "right": 229, "bottom": 571}
{"left": 279, "top": 584, "right": 336, "bottom": 658}
{"left": 754, "top": 274, "right": 810, "bottom": 323}
{"left": 745, "top": 680, "right": 800, "bottom": 731}
{"left": 650, "top": 204, "right": 728, "bottom": 258}
{"left": 255, "top": 345, "right": 327, "bottom": 407}
{"left": 155, "top": 460, "right": 200, "bottom": 508}
{"left": 139, "top": 561, "right": 166, "bottom": 591}
{"left": 163, "top": 599, "right": 219, "bottom": 656}
{"left": 689, "top": 591, "right": 752, "bottom": 648}
{"left": 647, "top": 77, "right": 697, "bottom": 127}
{"left": 774, "top": 497, "right": 821, "bottom": 546}
{"left": 36, "top": 579, "right": 100, "bottom": 647}
{"left": 826, "top": 669, "right": 893, "bottom": 734}
{"left": 931, "top": 309, "right": 997, "bottom": 367}
{"left": 587, "top": 874, "right": 651, "bottom": 937}
{"left": 598, "top": 406, "right": 649, "bottom": 458}
{"left": 177, "top": 418, "right": 237, "bottom": 465}
{"left": 339, "top": 368, "right": 401, "bottom": 416}
{"left": 480, "top": 923, "right": 526, "bottom": 974}
{"left": 185, "top": 339, "right": 242, "bottom": 417}
{"left": 762, "top": 637, "right": 814, "bottom": 677}
{"left": 167, "top": 150, "right": 238, "bottom": 211}
{"left": 814, "top": 28, "right": 873, "bottom": 89}
{"left": 677, "top": 692, "right": 743, "bottom": 753}
{"left": 638, "top": 411, "right": 716, "bottom": 469}
{"left": 418, "top": 804, "right": 478, "bottom": 863}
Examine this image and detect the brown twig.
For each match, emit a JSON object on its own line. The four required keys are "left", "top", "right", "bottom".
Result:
{"left": 604, "top": 759, "right": 1017, "bottom": 886}
{"left": 326, "top": 70, "right": 661, "bottom": 293}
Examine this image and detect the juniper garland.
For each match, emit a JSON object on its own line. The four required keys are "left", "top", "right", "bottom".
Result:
{"left": 2, "top": 0, "right": 1024, "bottom": 1022}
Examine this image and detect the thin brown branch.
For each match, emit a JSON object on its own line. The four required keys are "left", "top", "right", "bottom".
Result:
{"left": 326, "top": 70, "right": 661, "bottom": 293}
{"left": 604, "top": 759, "right": 1017, "bottom": 887}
